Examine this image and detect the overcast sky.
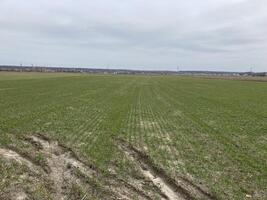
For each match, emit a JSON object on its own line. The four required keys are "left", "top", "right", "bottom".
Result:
{"left": 0, "top": 0, "right": 266, "bottom": 71}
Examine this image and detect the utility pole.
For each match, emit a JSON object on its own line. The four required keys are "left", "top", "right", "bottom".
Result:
{"left": 20, "top": 62, "right": 23, "bottom": 72}
{"left": 177, "top": 66, "right": 180, "bottom": 74}
{"left": 249, "top": 67, "right": 253, "bottom": 76}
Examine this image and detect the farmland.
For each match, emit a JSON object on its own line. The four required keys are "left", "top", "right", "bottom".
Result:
{"left": 0, "top": 72, "right": 266, "bottom": 199}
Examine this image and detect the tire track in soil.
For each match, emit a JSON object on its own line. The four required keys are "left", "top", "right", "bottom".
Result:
{"left": 118, "top": 139, "right": 216, "bottom": 200}
{"left": 0, "top": 148, "right": 41, "bottom": 173}
{"left": 1, "top": 134, "right": 164, "bottom": 200}
{"left": 27, "top": 135, "right": 97, "bottom": 200}
{"left": 1, "top": 135, "right": 99, "bottom": 200}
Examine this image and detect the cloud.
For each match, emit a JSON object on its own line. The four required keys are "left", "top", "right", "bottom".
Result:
{"left": 0, "top": 0, "right": 266, "bottom": 71}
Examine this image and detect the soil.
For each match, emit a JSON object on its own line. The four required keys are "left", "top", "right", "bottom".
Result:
{"left": 0, "top": 134, "right": 216, "bottom": 200}
{"left": 117, "top": 139, "right": 216, "bottom": 200}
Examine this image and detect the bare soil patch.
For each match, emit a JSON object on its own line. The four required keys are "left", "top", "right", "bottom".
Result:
{"left": 118, "top": 139, "right": 216, "bottom": 200}
{"left": 0, "top": 134, "right": 216, "bottom": 199}
{"left": 27, "top": 135, "right": 97, "bottom": 199}
{"left": 0, "top": 134, "right": 173, "bottom": 199}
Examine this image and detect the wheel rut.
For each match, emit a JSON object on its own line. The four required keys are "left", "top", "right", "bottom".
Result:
{"left": 118, "top": 139, "right": 216, "bottom": 200}
{"left": 0, "top": 134, "right": 171, "bottom": 200}
{"left": 0, "top": 134, "right": 216, "bottom": 200}
{"left": 1, "top": 135, "right": 98, "bottom": 200}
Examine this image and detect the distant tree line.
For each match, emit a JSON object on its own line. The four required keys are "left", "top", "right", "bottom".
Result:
{"left": 0, "top": 65, "right": 266, "bottom": 76}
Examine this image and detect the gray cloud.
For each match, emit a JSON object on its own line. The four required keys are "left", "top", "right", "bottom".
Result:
{"left": 0, "top": 0, "right": 266, "bottom": 71}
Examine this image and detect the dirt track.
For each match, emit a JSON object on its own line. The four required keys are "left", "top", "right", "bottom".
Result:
{"left": 118, "top": 139, "right": 216, "bottom": 200}
{"left": 0, "top": 134, "right": 216, "bottom": 200}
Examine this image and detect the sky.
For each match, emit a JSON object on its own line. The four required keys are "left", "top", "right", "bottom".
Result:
{"left": 0, "top": 0, "right": 266, "bottom": 72}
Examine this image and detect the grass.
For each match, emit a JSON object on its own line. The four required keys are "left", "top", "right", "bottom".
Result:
{"left": 0, "top": 72, "right": 266, "bottom": 199}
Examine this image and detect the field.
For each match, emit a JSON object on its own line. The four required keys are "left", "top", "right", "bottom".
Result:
{"left": 0, "top": 72, "right": 266, "bottom": 200}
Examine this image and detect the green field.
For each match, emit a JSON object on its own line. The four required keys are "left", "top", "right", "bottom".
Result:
{"left": 0, "top": 72, "right": 266, "bottom": 199}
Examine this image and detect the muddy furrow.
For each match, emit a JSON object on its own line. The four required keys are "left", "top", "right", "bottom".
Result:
{"left": 1, "top": 134, "right": 161, "bottom": 200}
{"left": 0, "top": 135, "right": 99, "bottom": 200}
{"left": 0, "top": 148, "right": 41, "bottom": 173}
{"left": 118, "top": 142, "right": 182, "bottom": 200}
{"left": 27, "top": 135, "right": 97, "bottom": 200}
{"left": 115, "top": 177, "right": 154, "bottom": 200}
{"left": 29, "top": 135, "right": 97, "bottom": 176}
{"left": 2, "top": 134, "right": 213, "bottom": 200}
{"left": 118, "top": 139, "right": 216, "bottom": 200}
{"left": 0, "top": 148, "right": 41, "bottom": 200}
{"left": 0, "top": 148, "right": 35, "bottom": 171}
